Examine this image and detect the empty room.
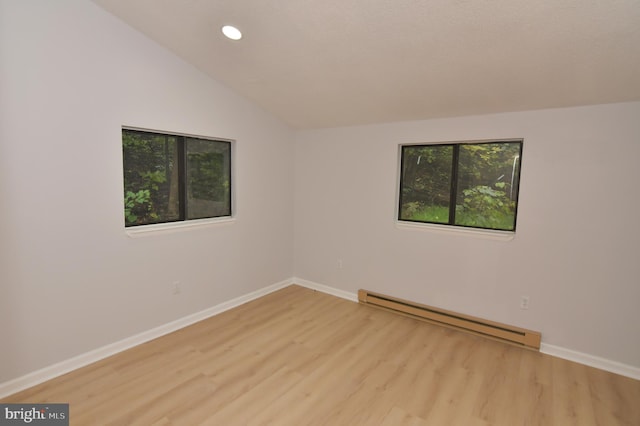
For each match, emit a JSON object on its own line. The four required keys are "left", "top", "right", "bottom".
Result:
{"left": 1, "top": 0, "right": 639, "bottom": 425}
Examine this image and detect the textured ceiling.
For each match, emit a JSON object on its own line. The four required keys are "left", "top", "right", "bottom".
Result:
{"left": 92, "top": 0, "right": 640, "bottom": 129}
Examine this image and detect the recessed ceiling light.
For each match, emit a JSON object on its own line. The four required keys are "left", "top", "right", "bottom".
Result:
{"left": 222, "top": 25, "right": 242, "bottom": 41}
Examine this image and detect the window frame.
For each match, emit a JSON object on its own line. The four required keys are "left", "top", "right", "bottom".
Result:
{"left": 122, "top": 127, "right": 233, "bottom": 229}
{"left": 397, "top": 139, "right": 523, "bottom": 233}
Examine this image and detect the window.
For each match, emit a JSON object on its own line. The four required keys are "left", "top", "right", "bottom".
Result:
{"left": 122, "top": 128, "right": 232, "bottom": 227}
{"left": 399, "top": 140, "right": 522, "bottom": 231}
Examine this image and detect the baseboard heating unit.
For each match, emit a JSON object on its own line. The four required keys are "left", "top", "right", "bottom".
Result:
{"left": 358, "top": 289, "right": 541, "bottom": 350}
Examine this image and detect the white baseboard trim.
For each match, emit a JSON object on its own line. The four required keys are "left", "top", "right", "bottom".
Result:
{"left": 3, "top": 277, "right": 637, "bottom": 399}
{"left": 292, "top": 277, "right": 358, "bottom": 302}
{"left": 540, "top": 343, "right": 640, "bottom": 380}
{"left": 293, "top": 278, "right": 640, "bottom": 381}
{"left": 0, "top": 278, "right": 293, "bottom": 399}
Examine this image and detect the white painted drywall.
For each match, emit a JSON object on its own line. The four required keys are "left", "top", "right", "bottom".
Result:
{"left": 1, "top": 0, "right": 639, "bottom": 386}
{"left": 293, "top": 102, "right": 640, "bottom": 368}
{"left": 0, "top": 0, "right": 294, "bottom": 382}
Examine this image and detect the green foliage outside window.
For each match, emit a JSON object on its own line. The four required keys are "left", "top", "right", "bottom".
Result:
{"left": 399, "top": 140, "right": 522, "bottom": 231}
{"left": 122, "top": 129, "right": 231, "bottom": 227}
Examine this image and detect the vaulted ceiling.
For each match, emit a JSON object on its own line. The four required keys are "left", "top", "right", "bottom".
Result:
{"left": 93, "top": 0, "right": 640, "bottom": 129}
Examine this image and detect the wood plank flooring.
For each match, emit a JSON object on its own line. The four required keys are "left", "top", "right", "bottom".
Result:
{"left": 2, "top": 285, "right": 639, "bottom": 425}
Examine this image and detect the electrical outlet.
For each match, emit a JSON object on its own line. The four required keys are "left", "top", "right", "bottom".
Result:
{"left": 520, "top": 295, "right": 529, "bottom": 310}
{"left": 337, "top": 259, "right": 343, "bottom": 269}
{"left": 172, "top": 281, "right": 181, "bottom": 295}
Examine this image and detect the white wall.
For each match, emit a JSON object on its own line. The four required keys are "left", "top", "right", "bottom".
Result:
{"left": 0, "top": 0, "right": 294, "bottom": 382}
{"left": 293, "top": 102, "right": 640, "bottom": 368}
{"left": 1, "top": 0, "right": 638, "bottom": 387}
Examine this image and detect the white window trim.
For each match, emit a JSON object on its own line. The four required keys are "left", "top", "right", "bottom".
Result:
{"left": 122, "top": 126, "right": 236, "bottom": 234}
{"left": 395, "top": 140, "right": 520, "bottom": 241}
{"left": 395, "top": 219, "right": 515, "bottom": 241}
{"left": 125, "top": 216, "right": 236, "bottom": 238}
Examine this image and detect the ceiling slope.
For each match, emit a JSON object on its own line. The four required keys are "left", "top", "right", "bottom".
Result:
{"left": 93, "top": 0, "right": 640, "bottom": 129}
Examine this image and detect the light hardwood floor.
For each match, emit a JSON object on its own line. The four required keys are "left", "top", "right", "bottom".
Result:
{"left": 3, "top": 285, "right": 639, "bottom": 425}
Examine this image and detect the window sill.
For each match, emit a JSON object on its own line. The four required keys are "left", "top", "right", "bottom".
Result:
{"left": 395, "top": 220, "right": 515, "bottom": 241}
{"left": 126, "top": 216, "right": 236, "bottom": 238}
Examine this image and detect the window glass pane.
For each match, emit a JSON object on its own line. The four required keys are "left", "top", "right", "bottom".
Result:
{"left": 455, "top": 142, "right": 521, "bottom": 231}
{"left": 122, "top": 130, "right": 180, "bottom": 226}
{"left": 399, "top": 145, "right": 453, "bottom": 223}
{"left": 186, "top": 138, "right": 231, "bottom": 220}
